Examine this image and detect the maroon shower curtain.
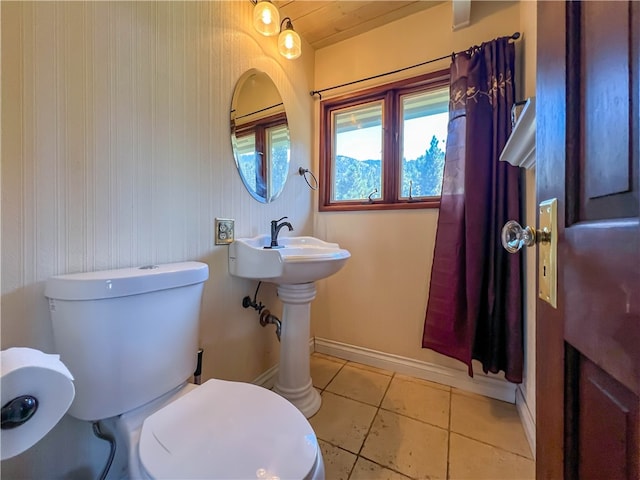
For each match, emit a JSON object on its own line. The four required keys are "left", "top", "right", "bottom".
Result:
{"left": 422, "top": 37, "right": 523, "bottom": 383}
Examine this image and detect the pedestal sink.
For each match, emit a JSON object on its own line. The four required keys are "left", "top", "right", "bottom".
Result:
{"left": 228, "top": 235, "right": 350, "bottom": 417}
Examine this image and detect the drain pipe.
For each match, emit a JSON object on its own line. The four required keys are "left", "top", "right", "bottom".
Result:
{"left": 193, "top": 348, "right": 203, "bottom": 385}
{"left": 242, "top": 282, "right": 281, "bottom": 342}
{"left": 259, "top": 309, "right": 282, "bottom": 341}
{"left": 92, "top": 421, "right": 116, "bottom": 480}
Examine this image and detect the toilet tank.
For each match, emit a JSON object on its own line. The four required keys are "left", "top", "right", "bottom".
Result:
{"left": 45, "top": 262, "right": 209, "bottom": 421}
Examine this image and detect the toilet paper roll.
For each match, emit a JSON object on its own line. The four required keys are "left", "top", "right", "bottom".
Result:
{"left": 1, "top": 347, "right": 75, "bottom": 460}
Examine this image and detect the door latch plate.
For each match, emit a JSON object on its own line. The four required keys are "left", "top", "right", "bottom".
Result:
{"left": 538, "top": 198, "right": 557, "bottom": 308}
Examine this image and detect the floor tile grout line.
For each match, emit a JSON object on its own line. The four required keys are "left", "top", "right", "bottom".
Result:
{"left": 322, "top": 361, "right": 396, "bottom": 407}
{"left": 318, "top": 360, "right": 348, "bottom": 392}
{"left": 316, "top": 439, "right": 360, "bottom": 479}
{"left": 317, "top": 438, "right": 358, "bottom": 479}
{"left": 346, "top": 453, "right": 358, "bottom": 479}
{"left": 320, "top": 386, "right": 452, "bottom": 432}
{"left": 313, "top": 359, "right": 375, "bottom": 479}
{"left": 318, "top": 439, "right": 414, "bottom": 480}
{"left": 448, "top": 431, "right": 536, "bottom": 461}
{"left": 349, "top": 372, "right": 397, "bottom": 479}
{"left": 320, "top": 389, "right": 388, "bottom": 409}
{"left": 355, "top": 371, "right": 394, "bottom": 458}
{"left": 391, "top": 375, "right": 453, "bottom": 392}
{"left": 317, "top": 437, "right": 360, "bottom": 457}
{"left": 357, "top": 453, "right": 416, "bottom": 480}
{"left": 325, "top": 362, "right": 453, "bottom": 430}
{"left": 377, "top": 405, "right": 451, "bottom": 432}
{"left": 343, "top": 361, "right": 394, "bottom": 377}
{"left": 317, "top": 385, "right": 454, "bottom": 427}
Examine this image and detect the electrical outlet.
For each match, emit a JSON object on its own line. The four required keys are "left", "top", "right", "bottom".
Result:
{"left": 215, "top": 218, "right": 234, "bottom": 245}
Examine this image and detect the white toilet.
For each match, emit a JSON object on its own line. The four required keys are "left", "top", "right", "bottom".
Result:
{"left": 45, "top": 262, "right": 324, "bottom": 479}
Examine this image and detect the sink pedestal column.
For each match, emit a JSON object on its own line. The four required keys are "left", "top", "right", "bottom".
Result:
{"left": 273, "top": 282, "right": 320, "bottom": 418}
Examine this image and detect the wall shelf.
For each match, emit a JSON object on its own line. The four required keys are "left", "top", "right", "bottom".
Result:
{"left": 500, "top": 97, "right": 536, "bottom": 169}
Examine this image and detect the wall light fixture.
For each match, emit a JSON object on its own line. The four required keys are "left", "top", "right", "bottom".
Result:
{"left": 253, "top": 0, "right": 280, "bottom": 37}
{"left": 278, "top": 18, "right": 301, "bottom": 60}
{"left": 250, "top": 1, "right": 302, "bottom": 60}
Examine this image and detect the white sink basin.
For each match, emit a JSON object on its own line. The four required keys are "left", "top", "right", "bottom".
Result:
{"left": 228, "top": 235, "right": 350, "bottom": 284}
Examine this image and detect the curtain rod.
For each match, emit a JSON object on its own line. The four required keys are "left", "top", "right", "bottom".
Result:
{"left": 232, "top": 102, "right": 284, "bottom": 121}
{"left": 309, "top": 32, "right": 520, "bottom": 99}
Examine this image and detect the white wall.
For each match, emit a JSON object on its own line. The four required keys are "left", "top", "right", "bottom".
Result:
{"left": 1, "top": 2, "right": 314, "bottom": 477}
{"left": 311, "top": 1, "right": 533, "bottom": 385}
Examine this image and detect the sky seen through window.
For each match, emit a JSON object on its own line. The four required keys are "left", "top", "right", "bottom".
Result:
{"left": 336, "top": 112, "right": 448, "bottom": 161}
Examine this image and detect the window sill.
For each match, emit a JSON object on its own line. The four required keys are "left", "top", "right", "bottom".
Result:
{"left": 319, "top": 199, "right": 440, "bottom": 212}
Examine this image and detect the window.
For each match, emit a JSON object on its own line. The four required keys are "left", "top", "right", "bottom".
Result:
{"left": 233, "top": 112, "right": 289, "bottom": 201}
{"left": 319, "top": 71, "right": 449, "bottom": 211}
{"left": 267, "top": 123, "right": 290, "bottom": 199}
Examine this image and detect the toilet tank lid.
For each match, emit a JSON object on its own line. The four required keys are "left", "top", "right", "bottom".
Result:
{"left": 45, "top": 262, "right": 209, "bottom": 301}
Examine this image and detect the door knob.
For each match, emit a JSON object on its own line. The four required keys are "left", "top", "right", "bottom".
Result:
{"left": 501, "top": 220, "right": 551, "bottom": 253}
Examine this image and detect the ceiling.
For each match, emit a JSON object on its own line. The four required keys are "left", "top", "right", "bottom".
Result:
{"left": 272, "top": 1, "right": 446, "bottom": 50}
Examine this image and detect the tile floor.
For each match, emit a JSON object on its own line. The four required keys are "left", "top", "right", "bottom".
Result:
{"left": 308, "top": 352, "right": 535, "bottom": 480}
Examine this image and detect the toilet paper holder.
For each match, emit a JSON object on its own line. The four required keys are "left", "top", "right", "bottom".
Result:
{"left": 1, "top": 395, "right": 39, "bottom": 429}
{"left": 1, "top": 347, "right": 75, "bottom": 461}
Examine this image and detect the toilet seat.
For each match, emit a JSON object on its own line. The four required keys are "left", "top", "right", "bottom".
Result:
{"left": 138, "top": 379, "right": 319, "bottom": 479}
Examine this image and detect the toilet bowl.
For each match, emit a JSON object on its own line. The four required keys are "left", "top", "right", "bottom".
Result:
{"left": 45, "top": 262, "right": 324, "bottom": 479}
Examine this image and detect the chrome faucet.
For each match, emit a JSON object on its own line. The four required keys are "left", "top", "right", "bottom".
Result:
{"left": 270, "top": 216, "right": 293, "bottom": 248}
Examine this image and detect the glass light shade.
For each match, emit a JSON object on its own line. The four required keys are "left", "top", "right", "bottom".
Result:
{"left": 278, "top": 27, "right": 301, "bottom": 60}
{"left": 253, "top": 1, "right": 280, "bottom": 37}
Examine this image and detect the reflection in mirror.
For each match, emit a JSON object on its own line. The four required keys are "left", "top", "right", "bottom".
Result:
{"left": 230, "top": 69, "right": 290, "bottom": 203}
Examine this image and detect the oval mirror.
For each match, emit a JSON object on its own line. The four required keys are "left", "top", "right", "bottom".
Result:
{"left": 230, "top": 70, "right": 290, "bottom": 203}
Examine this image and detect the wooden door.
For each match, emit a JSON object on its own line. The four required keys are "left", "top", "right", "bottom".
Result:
{"left": 536, "top": 1, "right": 639, "bottom": 478}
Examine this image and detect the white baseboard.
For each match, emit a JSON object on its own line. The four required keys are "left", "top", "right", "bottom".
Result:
{"left": 253, "top": 363, "right": 279, "bottom": 389}
{"left": 516, "top": 385, "right": 536, "bottom": 458}
{"left": 314, "top": 337, "right": 517, "bottom": 403}
{"left": 254, "top": 336, "right": 518, "bottom": 404}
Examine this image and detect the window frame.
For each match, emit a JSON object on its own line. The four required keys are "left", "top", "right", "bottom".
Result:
{"left": 319, "top": 69, "right": 450, "bottom": 212}
{"left": 234, "top": 112, "right": 288, "bottom": 200}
